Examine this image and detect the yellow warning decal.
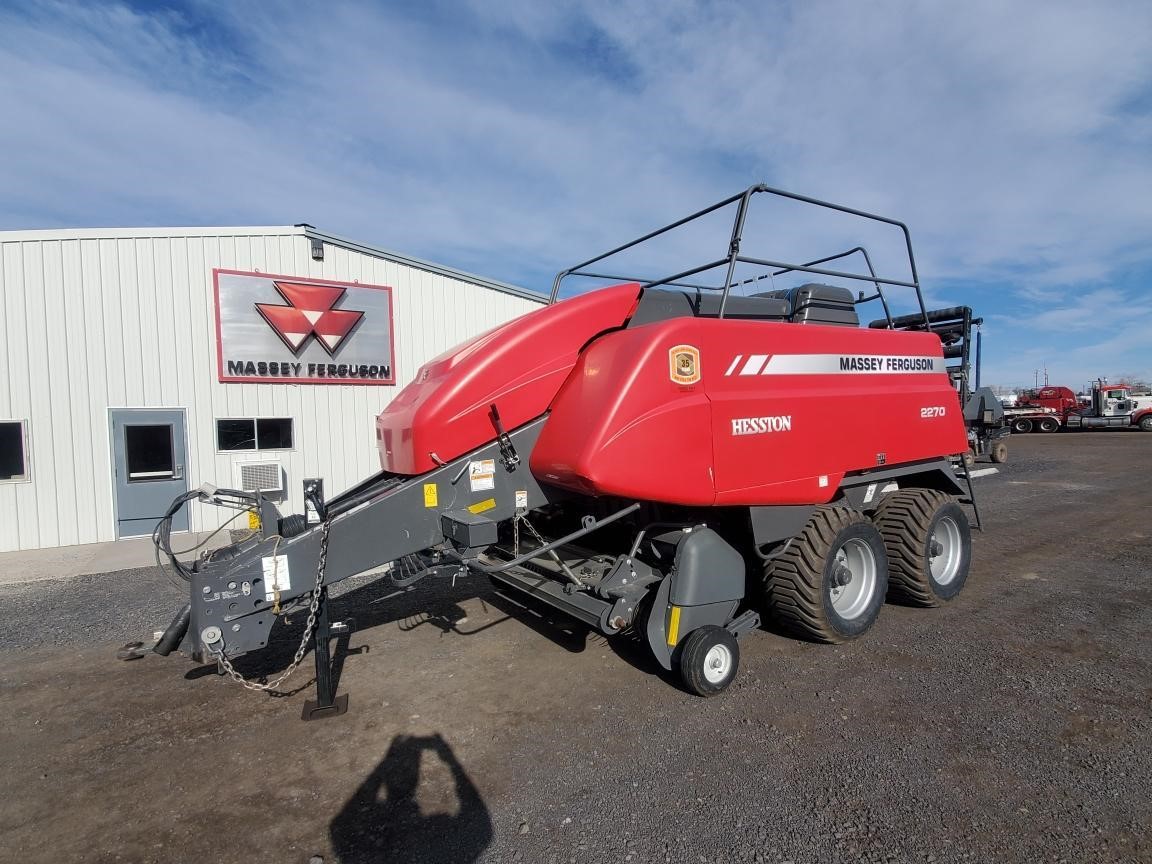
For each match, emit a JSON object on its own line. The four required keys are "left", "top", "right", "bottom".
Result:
{"left": 467, "top": 497, "right": 497, "bottom": 514}
{"left": 423, "top": 483, "right": 438, "bottom": 508}
{"left": 248, "top": 511, "right": 261, "bottom": 531}
{"left": 666, "top": 605, "right": 682, "bottom": 647}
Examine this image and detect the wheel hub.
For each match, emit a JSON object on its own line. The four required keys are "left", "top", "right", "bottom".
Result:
{"left": 928, "top": 517, "right": 964, "bottom": 585}
{"left": 703, "top": 644, "right": 732, "bottom": 684}
{"left": 832, "top": 563, "right": 853, "bottom": 587}
{"left": 828, "top": 539, "right": 877, "bottom": 620}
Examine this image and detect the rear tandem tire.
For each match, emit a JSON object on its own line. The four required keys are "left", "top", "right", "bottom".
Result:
{"left": 990, "top": 441, "right": 1009, "bottom": 463}
{"left": 677, "top": 625, "right": 740, "bottom": 697}
{"left": 1011, "top": 418, "right": 1033, "bottom": 433}
{"left": 763, "top": 506, "right": 888, "bottom": 643}
{"left": 1038, "top": 417, "right": 1060, "bottom": 433}
{"left": 871, "top": 490, "right": 972, "bottom": 607}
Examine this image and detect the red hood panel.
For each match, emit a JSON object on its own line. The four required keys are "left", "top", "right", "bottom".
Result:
{"left": 377, "top": 283, "right": 641, "bottom": 474}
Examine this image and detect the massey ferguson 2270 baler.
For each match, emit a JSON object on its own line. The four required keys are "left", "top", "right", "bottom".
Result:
{"left": 146, "top": 185, "right": 978, "bottom": 717}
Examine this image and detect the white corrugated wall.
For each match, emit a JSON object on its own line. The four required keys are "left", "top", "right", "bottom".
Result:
{"left": 0, "top": 227, "right": 541, "bottom": 551}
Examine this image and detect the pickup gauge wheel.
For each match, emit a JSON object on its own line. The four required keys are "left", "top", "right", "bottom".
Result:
{"left": 990, "top": 441, "right": 1009, "bottom": 463}
{"left": 677, "top": 625, "right": 740, "bottom": 696}
{"left": 871, "top": 490, "right": 972, "bottom": 607}
{"left": 763, "top": 506, "right": 888, "bottom": 643}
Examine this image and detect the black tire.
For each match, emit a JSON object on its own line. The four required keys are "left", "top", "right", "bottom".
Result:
{"left": 1011, "top": 418, "right": 1033, "bottom": 433}
{"left": 871, "top": 490, "right": 972, "bottom": 607}
{"left": 763, "top": 507, "right": 888, "bottom": 643}
{"left": 990, "top": 441, "right": 1008, "bottom": 463}
{"left": 1037, "top": 416, "right": 1059, "bottom": 433}
{"left": 1139, "top": 415, "right": 1152, "bottom": 432}
{"left": 677, "top": 625, "right": 739, "bottom": 696}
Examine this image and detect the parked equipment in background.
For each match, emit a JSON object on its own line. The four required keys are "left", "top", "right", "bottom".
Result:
{"left": 1065, "top": 381, "right": 1152, "bottom": 431}
{"left": 142, "top": 185, "right": 984, "bottom": 716}
{"left": 1002, "top": 386, "right": 1078, "bottom": 433}
{"left": 869, "top": 306, "right": 1009, "bottom": 466}
{"left": 1003, "top": 382, "right": 1152, "bottom": 433}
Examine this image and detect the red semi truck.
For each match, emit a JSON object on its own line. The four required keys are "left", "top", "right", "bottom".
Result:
{"left": 1002, "top": 386, "right": 1078, "bottom": 433}
{"left": 1005, "top": 382, "right": 1152, "bottom": 432}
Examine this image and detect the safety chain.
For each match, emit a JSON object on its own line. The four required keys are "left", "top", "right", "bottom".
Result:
{"left": 515, "top": 512, "right": 584, "bottom": 587}
{"left": 517, "top": 512, "right": 548, "bottom": 549}
{"left": 213, "top": 518, "right": 332, "bottom": 692}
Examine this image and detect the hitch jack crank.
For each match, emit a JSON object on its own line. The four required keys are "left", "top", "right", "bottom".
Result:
{"left": 301, "top": 586, "right": 351, "bottom": 721}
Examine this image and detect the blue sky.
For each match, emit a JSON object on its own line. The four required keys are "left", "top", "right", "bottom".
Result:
{"left": 1, "top": 0, "right": 1150, "bottom": 389}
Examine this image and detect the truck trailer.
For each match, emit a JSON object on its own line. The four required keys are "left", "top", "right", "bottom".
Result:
{"left": 1003, "top": 386, "right": 1078, "bottom": 433}
{"left": 141, "top": 185, "right": 982, "bottom": 717}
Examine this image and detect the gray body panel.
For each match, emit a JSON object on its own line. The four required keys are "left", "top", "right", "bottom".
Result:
{"left": 182, "top": 420, "right": 553, "bottom": 659}
{"left": 668, "top": 528, "right": 745, "bottom": 606}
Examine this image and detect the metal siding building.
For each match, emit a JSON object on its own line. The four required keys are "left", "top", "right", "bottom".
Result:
{"left": 0, "top": 226, "right": 542, "bottom": 552}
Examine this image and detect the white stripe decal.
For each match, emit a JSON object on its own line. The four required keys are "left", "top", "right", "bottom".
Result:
{"left": 739, "top": 354, "right": 769, "bottom": 376}
{"left": 725, "top": 355, "right": 743, "bottom": 376}
{"left": 759, "top": 354, "right": 947, "bottom": 375}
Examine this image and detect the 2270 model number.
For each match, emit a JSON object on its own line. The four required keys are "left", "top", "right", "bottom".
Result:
{"left": 920, "top": 406, "right": 947, "bottom": 418}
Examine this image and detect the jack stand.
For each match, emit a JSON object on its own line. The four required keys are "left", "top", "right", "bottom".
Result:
{"left": 302, "top": 587, "right": 350, "bottom": 721}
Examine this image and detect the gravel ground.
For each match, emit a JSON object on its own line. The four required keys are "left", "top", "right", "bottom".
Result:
{"left": 0, "top": 431, "right": 1149, "bottom": 864}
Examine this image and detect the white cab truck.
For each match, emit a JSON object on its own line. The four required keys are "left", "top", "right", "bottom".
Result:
{"left": 1066, "top": 383, "right": 1152, "bottom": 431}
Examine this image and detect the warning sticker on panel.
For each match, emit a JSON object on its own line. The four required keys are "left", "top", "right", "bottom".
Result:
{"left": 423, "top": 482, "right": 438, "bottom": 508}
{"left": 262, "top": 555, "right": 290, "bottom": 601}
{"left": 515, "top": 490, "right": 528, "bottom": 509}
{"left": 467, "top": 498, "right": 496, "bottom": 514}
{"left": 469, "top": 459, "right": 495, "bottom": 492}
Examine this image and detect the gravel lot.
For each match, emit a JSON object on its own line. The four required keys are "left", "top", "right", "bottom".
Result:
{"left": 1, "top": 431, "right": 1149, "bottom": 864}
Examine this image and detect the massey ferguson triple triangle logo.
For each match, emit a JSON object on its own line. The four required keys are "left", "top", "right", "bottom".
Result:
{"left": 215, "top": 269, "right": 395, "bottom": 385}
{"left": 255, "top": 281, "right": 363, "bottom": 356}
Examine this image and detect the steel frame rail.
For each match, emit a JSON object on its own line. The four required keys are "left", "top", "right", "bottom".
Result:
{"left": 548, "top": 184, "right": 931, "bottom": 331}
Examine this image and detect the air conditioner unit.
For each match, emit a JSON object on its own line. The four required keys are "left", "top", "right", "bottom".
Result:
{"left": 236, "top": 460, "right": 284, "bottom": 494}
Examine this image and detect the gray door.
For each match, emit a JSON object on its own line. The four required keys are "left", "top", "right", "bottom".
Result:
{"left": 111, "top": 409, "right": 188, "bottom": 538}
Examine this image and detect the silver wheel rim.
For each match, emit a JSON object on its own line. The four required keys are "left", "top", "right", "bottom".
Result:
{"left": 929, "top": 516, "right": 963, "bottom": 585}
{"left": 829, "top": 538, "right": 877, "bottom": 620}
{"left": 702, "top": 643, "right": 732, "bottom": 684}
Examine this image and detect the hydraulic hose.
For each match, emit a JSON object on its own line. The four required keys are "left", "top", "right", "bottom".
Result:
{"left": 153, "top": 604, "right": 191, "bottom": 656}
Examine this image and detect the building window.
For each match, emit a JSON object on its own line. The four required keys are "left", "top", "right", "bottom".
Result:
{"left": 216, "top": 418, "right": 294, "bottom": 452}
{"left": 0, "top": 420, "right": 29, "bottom": 481}
{"left": 125, "top": 424, "right": 176, "bottom": 482}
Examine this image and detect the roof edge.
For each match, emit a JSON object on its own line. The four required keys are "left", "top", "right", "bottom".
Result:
{"left": 0, "top": 225, "right": 305, "bottom": 242}
{"left": 304, "top": 227, "right": 545, "bottom": 303}
{"left": 0, "top": 223, "right": 546, "bottom": 304}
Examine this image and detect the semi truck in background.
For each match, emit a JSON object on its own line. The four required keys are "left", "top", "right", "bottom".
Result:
{"left": 1065, "top": 381, "right": 1152, "bottom": 431}
{"left": 1004, "top": 382, "right": 1152, "bottom": 432}
{"left": 1002, "top": 386, "right": 1078, "bottom": 433}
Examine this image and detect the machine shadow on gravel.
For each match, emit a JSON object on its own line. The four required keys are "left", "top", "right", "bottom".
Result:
{"left": 329, "top": 732, "right": 492, "bottom": 864}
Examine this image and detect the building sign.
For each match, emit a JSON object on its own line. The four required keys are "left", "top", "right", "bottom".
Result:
{"left": 214, "top": 269, "right": 395, "bottom": 385}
